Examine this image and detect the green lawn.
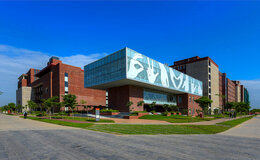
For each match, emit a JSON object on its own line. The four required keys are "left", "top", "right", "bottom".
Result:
{"left": 87, "top": 116, "right": 254, "bottom": 135}
{"left": 24, "top": 115, "right": 254, "bottom": 135}
{"left": 25, "top": 117, "right": 93, "bottom": 128}
{"left": 139, "top": 115, "right": 217, "bottom": 123}
{"left": 217, "top": 116, "right": 254, "bottom": 127}
{"left": 87, "top": 124, "right": 229, "bottom": 134}
{"left": 51, "top": 116, "right": 115, "bottom": 123}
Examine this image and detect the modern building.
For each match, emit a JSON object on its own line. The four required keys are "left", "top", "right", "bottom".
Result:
{"left": 172, "top": 56, "right": 249, "bottom": 113}
{"left": 84, "top": 48, "right": 203, "bottom": 115}
{"left": 16, "top": 57, "right": 106, "bottom": 111}
{"left": 171, "top": 56, "right": 219, "bottom": 113}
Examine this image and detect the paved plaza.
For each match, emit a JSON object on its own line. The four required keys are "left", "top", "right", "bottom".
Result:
{"left": 0, "top": 114, "right": 259, "bottom": 160}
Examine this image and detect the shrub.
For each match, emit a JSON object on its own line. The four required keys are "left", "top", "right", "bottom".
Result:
{"left": 100, "top": 109, "right": 119, "bottom": 113}
{"left": 162, "top": 111, "right": 169, "bottom": 116}
{"left": 36, "top": 112, "right": 47, "bottom": 117}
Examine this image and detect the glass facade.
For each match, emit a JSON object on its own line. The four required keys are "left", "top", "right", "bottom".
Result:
{"left": 143, "top": 89, "right": 177, "bottom": 105}
{"left": 84, "top": 47, "right": 203, "bottom": 96}
{"left": 126, "top": 48, "right": 203, "bottom": 96}
{"left": 84, "top": 48, "right": 126, "bottom": 87}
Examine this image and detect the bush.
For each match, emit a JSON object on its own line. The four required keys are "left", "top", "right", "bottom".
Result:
{"left": 100, "top": 109, "right": 119, "bottom": 113}
{"left": 162, "top": 111, "right": 169, "bottom": 116}
{"left": 36, "top": 112, "right": 47, "bottom": 117}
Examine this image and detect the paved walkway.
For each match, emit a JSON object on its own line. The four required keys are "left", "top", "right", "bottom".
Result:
{"left": 220, "top": 115, "right": 260, "bottom": 138}
{"left": 98, "top": 115, "right": 250, "bottom": 125}
{"left": 0, "top": 114, "right": 78, "bottom": 131}
{"left": 0, "top": 113, "right": 259, "bottom": 160}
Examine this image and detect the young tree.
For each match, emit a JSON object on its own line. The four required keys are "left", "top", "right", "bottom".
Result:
{"left": 148, "top": 102, "right": 156, "bottom": 113}
{"left": 8, "top": 103, "right": 16, "bottom": 114}
{"left": 80, "top": 100, "right": 87, "bottom": 117}
{"left": 27, "top": 100, "right": 37, "bottom": 114}
{"left": 62, "top": 94, "right": 78, "bottom": 117}
{"left": 42, "top": 98, "right": 53, "bottom": 118}
{"left": 137, "top": 101, "right": 144, "bottom": 110}
{"left": 51, "top": 96, "right": 63, "bottom": 115}
{"left": 169, "top": 105, "right": 178, "bottom": 113}
{"left": 195, "top": 96, "right": 213, "bottom": 115}
{"left": 126, "top": 101, "right": 134, "bottom": 112}
{"left": 16, "top": 104, "right": 23, "bottom": 113}
{"left": 162, "top": 104, "right": 169, "bottom": 112}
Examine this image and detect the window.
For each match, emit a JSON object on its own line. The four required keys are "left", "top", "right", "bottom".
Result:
{"left": 209, "top": 95, "right": 211, "bottom": 99}
{"left": 209, "top": 81, "right": 211, "bottom": 87}
{"left": 209, "top": 74, "right": 211, "bottom": 80}
{"left": 189, "top": 96, "right": 191, "bottom": 103}
{"left": 178, "top": 96, "right": 182, "bottom": 103}
{"left": 209, "top": 68, "right": 211, "bottom": 73}
{"left": 209, "top": 88, "right": 211, "bottom": 93}
{"left": 209, "top": 61, "right": 211, "bottom": 66}
{"left": 65, "top": 72, "right": 69, "bottom": 93}
{"left": 192, "top": 97, "right": 194, "bottom": 103}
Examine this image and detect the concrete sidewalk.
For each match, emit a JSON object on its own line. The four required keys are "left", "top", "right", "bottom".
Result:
{"left": 219, "top": 115, "right": 260, "bottom": 138}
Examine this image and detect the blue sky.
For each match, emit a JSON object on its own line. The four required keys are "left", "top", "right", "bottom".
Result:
{"left": 0, "top": 1, "right": 259, "bottom": 108}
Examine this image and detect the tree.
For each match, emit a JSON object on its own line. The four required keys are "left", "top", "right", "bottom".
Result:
{"left": 162, "top": 104, "right": 169, "bottom": 112}
{"left": 169, "top": 105, "right": 178, "bottom": 112}
{"left": 148, "top": 102, "right": 156, "bottom": 112}
{"left": 225, "top": 102, "right": 236, "bottom": 111}
{"left": 195, "top": 96, "right": 213, "bottom": 115}
{"left": 80, "top": 100, "right": 87, "bottom": 117}
{"left": 234, "top": 102, "right": 250, "bottom": 114}
{"left": 126, "top": 101, "right": 134, "bottom": 112}
{"left": 51, "top": 96, "right": 63, "bottom": 115}
{"left": 42, "top": 98, "right": 53, "bottom": 118}
{"left": 137, "top": 101, "right": 144, "bottom": 109}
{"left": 16, "top": 104, "right": 23, "bottom": 113}
{"left": 8, "top": 103, "right": 16, "bottom": 113}
{"left": 27, "top": 100, "right": 37, "bottom": 113}
{"left": 62, "top": 94, "right": 78, "bottom": 117}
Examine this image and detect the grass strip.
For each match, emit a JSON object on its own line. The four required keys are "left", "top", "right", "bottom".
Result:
{"left": 139, "top": 115, "right": 217, "bottom": 123}
{"left": 217, "top": 116, "right": 254, "bottom": 127}
{"left": 87, "top": 116, "right": 254, "bottom": 135}
{"left": 87, "top": 124, "right": 229, "bottom": 135}
{"left": 25, "top": 117, "right": 93, "bottom": 128}
{"left": 51, "top": 116, "right": 115, "bottom": 123}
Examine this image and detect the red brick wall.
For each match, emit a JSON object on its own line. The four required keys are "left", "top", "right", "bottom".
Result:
{"left": 108, "top": 85, "right": 144, "bottom": 112}
{"left": 177, "top": 93, "right": 201, "bottom": 116}
{"left": 108, "top": 85, "right": 130, "bottom": 112}
{"left": 227, "top": 79, "right": 236, "bottom": 102}
{"left": 59, "top": 63, "right": 106, "bottom": 107}
{"left": 129, "top": 86, "right": 144, "bottom": 111}
{"left": 32, "top": 60, "right": 106, "bottom": 109}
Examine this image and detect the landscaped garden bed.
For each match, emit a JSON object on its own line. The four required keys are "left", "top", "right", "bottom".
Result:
{"left": 100, "top": 109, "right": 120, "bottom": 115}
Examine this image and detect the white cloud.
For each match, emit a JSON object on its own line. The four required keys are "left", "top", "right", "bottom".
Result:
{"left": 0, "top": 44, "right": 106, "bottom": 106}
{"left": 240, "top": 80, "right": 260, "bottom": 109}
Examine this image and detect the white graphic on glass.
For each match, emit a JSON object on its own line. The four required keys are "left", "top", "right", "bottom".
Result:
{"left": 128, "top": 53, "right": 144, "bottom": 79}
{"left": 147, "top": 58, "right": 159, "bottom": 83}
{"left": 190, "top": 79, "right": 197, "bottom": 94}
{"left": 198, "top": 82, "right": 202, "bottom": 95}
{"left": 159, "top": 63, "right": 169, "bottom": 87}
{"left": 169, "top": 69, "right": 183, "bottom": 89}
{"left": 182, "top": 75, "right": 189, "bottom": 92}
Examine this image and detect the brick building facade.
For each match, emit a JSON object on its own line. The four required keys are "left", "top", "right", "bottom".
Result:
{"left": 172, "top": 56, "right": 249, "bottom": 113}
{"left": 16, "top": 57, "right": 106, "bottom": 111}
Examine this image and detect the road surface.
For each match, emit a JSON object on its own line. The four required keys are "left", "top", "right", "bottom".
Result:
{"left": 0, "top": 114, "right": 259, "bottom": 160}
